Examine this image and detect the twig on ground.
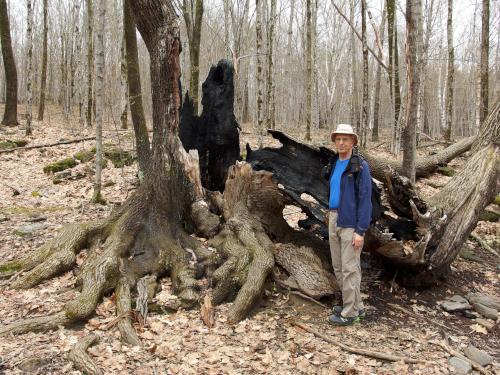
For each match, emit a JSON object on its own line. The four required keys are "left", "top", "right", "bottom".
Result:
{"left": 429, "top": 339, "right": 493, "bottom": 375}
{"left": 68, "top": 334, "right": 102, "bottom": 375}
{"left": 0, "top": 137, "right": 96, "bottom": 154}
{"left": 386, "top": 302, "right": 462, "bottom": 334}
{"left": 470, "top": 233, "right": 499, "bottom": 258}
{"left": 291, "top": 321, "right": 431, "bottom": 364}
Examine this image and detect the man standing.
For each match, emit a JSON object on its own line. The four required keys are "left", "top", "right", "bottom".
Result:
{"left": 323, "top": 124, "right": 372, "bottom": 326}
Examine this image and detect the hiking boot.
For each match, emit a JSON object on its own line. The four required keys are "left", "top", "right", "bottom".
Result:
{"left": 327, "top": 313, "right": 360, "bottom": 326}
{"left": 332, "top": 306, "right": 366, "bottom": 320}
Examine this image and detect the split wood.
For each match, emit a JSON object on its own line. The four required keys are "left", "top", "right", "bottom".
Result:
{"left": 0, "top": 136, "right": 96, "bottom": 154}
{"left": 429, "top": 339, "right": 493, "bottom": 375}
{"left": 291, "top": 321, "right": 431, "bottom": 365}
{"left": 68, "top": 334, "right": 102, "bottom": 375}
{"left": 470, "top": 233, "right": 500, "bottom": 258}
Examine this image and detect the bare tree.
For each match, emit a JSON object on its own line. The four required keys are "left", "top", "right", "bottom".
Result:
{"left": 387, "top": 0, "right": 401, "bottom": 153}
{"left": 256, "top": 0, "right": 264, "bottom": 147}
{"left": 86, "top": 0, "right": 94, "bottom": 127}
{"left": 402, "top": 0, "right": 422, "bottom": 183}
{"left": 182, "top": 0, "right": 204, "bottom": 114}
{"left": 120, "top": 35, "right": 128, "bottom": 130}
{"left": 349, "top": 0, "right": 360, "bottom": 131}
{"left": 124, "top": 0, "right": 150, "bottom": 177}
{"left": 265, "top": 0, "right": 277, "bottom": 130}
{"left": 370, "top": 6, "right": 385, "bottom": 142}
{"left": 478, "top": 0, "right": 489, "bottom": 126}
{"left": 360, "top": 0, "right": 368, "bottom": 147}
{"left": 37, "top": 0, "right": 49, "bottom": 121}
{"left": 305, "top": 0, "right": 312, "bottom": 141}
{"left": 443, "top": 0, "right": 454, "bottom": 141}
{"left": 25, "top": 0, "right": 34, "bottom": 136}
{"left": 92, "top": 0, "right": 105, "bottom": 203}
{"left": 0, "top": 0, "right": 18, "bottom": 125}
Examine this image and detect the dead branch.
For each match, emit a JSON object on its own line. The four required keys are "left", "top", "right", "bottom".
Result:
{"left": 386, "top": 302, "right": 462, "bottom": 335}
{"left": 470, "top": 233, "right": 499, "bottom": 258}
{"left": 292, "top": 321, "right": 432, "bottom": 365}
{"left": 0, "top": 136, "right": 96, "bottom": 154}
{"left": 68, "top": 334, "right": 102, "bottom": 375}
{"left": 429, "top": 339, "right": 493, "bottom": 375}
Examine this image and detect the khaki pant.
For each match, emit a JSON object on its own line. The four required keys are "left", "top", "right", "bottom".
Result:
{"left": 328, "top": 211, "right": 364, "bottom": 318}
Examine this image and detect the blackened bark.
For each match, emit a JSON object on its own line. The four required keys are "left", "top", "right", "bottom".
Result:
{"left": 180, "top": 60, "right": 240, "bottom": 192}
{"left": 0, "top": 0, "right": 18, "bottom": 125}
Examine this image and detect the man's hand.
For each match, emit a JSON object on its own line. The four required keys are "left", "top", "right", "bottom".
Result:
{"left": 352, "top": 233, "right": 364, "bottom": 251}
{"left": 325, "top": 214, "right": 329, "bottom": 226}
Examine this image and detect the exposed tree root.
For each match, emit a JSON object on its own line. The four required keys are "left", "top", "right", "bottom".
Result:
{"left": 0, "top": 312, "right": 68, "bottom": 336}
{"left": 68, "top": 334, "right": 102, "bottom": 375}
{"left": 115, "top": 277, "right": 141, "bottom": 346}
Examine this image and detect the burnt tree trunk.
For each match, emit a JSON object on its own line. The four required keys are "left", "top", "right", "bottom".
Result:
{"left": 180, "top": 60, "right": 240, "bottom": 192}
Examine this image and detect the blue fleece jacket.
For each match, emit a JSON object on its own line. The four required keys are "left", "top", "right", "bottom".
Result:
{"left": 323, "top": 152, "right": 372, "bottom": 235}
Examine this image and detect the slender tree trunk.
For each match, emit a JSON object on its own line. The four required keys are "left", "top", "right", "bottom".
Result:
{"left": 37, "top": 0, "right": 49, "bottom": 121}
{"left": 92, "top": 0, "right": 105, "bottom": 203}
{"left": 86, "top": 0, "right": 94, "bottom": 127}
{"left": 371, "top": 5, "right": 386, "bottom": 142}
{"left": 402, "top": 0, "right": 422, "bottom": 183}
{"left": 285, "top": 0, "right": 294, "bottom": 127}
{"left": 360, "top": 0, "right": 368, "bottom": 148}
{"left": 479, "top": 0, "right": 489, "bottom": 126}
{"left": 123, "top": 0, "right": 151, "bottom": 177}
{"left": 444, "top": 0, "right": 454, "bottom": 141}
{"left": 305, "top": 0, "right": 312, "bottom": 141}
{"left": 349, "top": 0, "right": 359, "bottom": 130}
{"left": 182, "top": 0, "right": 204, "bottom": 114}
{"left": 266, "top": 0, "right": 276, "bottom": 130}
{"left": 120, "top": 35, "right": 128, "bottom": 130}
{"left": 256, "top": 0, "right": 264, "bottom": 147}
{"left": 387, "top": 0, "right": 401, "bottom": 153}
{"left": 25, "top": 0, "right": 34, "bottom": 136}
{"left": 0, "top": 0, "right": 18, "bottom": 125}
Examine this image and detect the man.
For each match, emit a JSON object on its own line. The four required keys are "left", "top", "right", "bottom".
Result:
{"left": 323, "top": 124, "right": 372, "bottom": 326}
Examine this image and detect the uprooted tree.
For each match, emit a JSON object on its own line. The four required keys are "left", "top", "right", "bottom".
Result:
{"left": 0, "top": 0, "right": 499, "bottom": 355}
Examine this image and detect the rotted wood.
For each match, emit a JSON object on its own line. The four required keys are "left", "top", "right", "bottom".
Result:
{"left": 180, "top": 59, "right": 240, "bottom": 192}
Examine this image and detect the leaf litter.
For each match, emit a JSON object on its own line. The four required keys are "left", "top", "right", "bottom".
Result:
{"left": 0, "top": 113, "right": 498, "bottom": 374}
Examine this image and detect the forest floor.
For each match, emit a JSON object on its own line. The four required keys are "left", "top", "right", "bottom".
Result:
{"left": 0, "top": 106, "right": 498, "bottom": 374}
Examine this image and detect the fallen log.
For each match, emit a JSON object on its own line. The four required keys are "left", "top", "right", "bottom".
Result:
{"left": 0, "top": 136, "right": 96, "bottom": 154}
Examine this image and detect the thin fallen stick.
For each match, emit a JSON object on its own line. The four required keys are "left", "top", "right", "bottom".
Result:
{"left": 429, "top": 340, "right": 493, "bottom": 375}
{"left": 291, "top": 321, "right": 431, "bottom": 364}
{"left": 0, "top": 136, "right": 96, "bottom": 154}
{"left": 470, "top": 233, "right": 499, "bottom": 258}
{"left": 273, "top": 276, "right": 327, "bottom": 308}
{"left": 68, "top": 334, "right": 102, "bottom": 375}
{"left": 387, "top": 302, "right": 462, "bottom": 335}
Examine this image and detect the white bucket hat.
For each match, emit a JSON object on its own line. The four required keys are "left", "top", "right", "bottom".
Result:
{"left": 330, "top": 123, "right": 358, "bottom": 145}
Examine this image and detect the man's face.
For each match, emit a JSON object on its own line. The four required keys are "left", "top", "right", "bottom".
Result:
{"left": 334, "top": 134, "right": 355, "bottom": 154}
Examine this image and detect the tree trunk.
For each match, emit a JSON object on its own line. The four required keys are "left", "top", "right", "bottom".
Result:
{"left": 349, "top": 0, "right": 359, "bottom": 131}
{"left": 265, "top": 0, "right": 276, "bottom": 130}
{"left": 360, "top": 0, "right": 369, "bottom": 148}
{"left": 37, "top": 0, "right": 49, "bottom": 121}
{"left": 182, "top": 0, "right": 204, "bottom": 114}
{"left": 120, "top": 35, "right": 128, "bottom": 130}
{"left": 371, "top": 5, "right": 386, "bottom": 142}
{"left": 443, "top": 0, "right": 454, "bottom": 141}
{"left": 0, "top": 0, "right": 18, "bottom": 126}
{"left": 401, "top": 0, "right": 422, "bottom": 183}
{"left": 25, "top": 0, "right": 34, "bottom": 136}
{"left": 86, "top": 0, "right": 94, "bottom": 127}
{"left": 478, "top": 0, "right": 489, "bottom": 126}
{"left": 256, "top": 0, "right": 264, "bottom": 147}
{"left": 305, "top": 0, "right": 312, "bottom": 141}
{"left": 123, "top": 0, "right": 151, "bottom": 177}
{"left": 387, "top": 0, "right": 401, "bottom": 153}
{"left": 92, "top": 0, "right": 105, "bottom": 203}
